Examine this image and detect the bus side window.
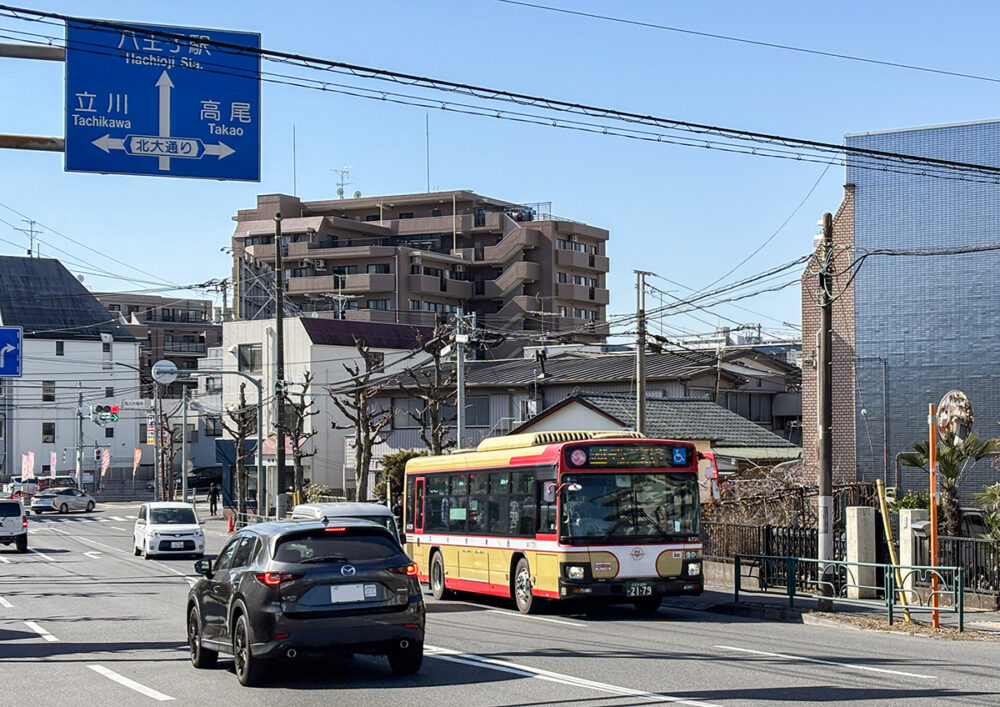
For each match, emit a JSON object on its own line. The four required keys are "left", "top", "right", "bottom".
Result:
{"left": 537, "top": 475, "right": 557, "bottom": 534}
{"left": 405, "top": 484, "right": 414, "bottom": 532}
{"left": 414, "top": 479, "right": 424, "bottom": 532}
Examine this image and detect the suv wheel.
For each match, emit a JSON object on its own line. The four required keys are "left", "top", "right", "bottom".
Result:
{"left": 188, "top": 605, "right": 217, "bottom": 669}
{"left": 15, "top": 535, "right": 27, "bottom": 554}
{"left": 430, "top": 552, "right": 453, "bottom": 600}
{"left": 388, "top": 640, "right": 423, "bottom": 675}
{"left": 232, "top": 613, "right": 267, "bottom": 687}
{"left": 513, "top": 557, "right": 538, "bottom": 614}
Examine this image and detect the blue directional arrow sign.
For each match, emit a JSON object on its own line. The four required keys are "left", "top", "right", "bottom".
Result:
{"left": 0, "top": 326, "right": 23, "bottom": 378}
{"left": 65, "top": 21, "right": 260, "bottom": 181}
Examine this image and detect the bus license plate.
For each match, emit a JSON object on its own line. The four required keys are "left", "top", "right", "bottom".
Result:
{"left": 625, "top": 582, "right": 653, "bottom": 597}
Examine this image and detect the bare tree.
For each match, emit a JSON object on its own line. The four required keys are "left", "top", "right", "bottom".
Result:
{"left": 156, "top": 408, "right": 183, "bottom": 501}
{"left": 398, "top": 322, "right": 455, "bottom": 455}
{"left": 329, "top": 338, "right": 392, "bottom": 501}
{"left": 277, "top": 370, "right": 319, "bottom": 501}
{"left": 220, "top": 383, "right": 258, "bottom": 517}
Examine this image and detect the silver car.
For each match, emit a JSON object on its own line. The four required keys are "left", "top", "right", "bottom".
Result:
{"left": 30, "top": 487, "right": 96, "bottom": 514}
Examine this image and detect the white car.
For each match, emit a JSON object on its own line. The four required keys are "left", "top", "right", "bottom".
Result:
{"left": 133, "top": 502, "right": 205, "bottom": 559}
{"left": 0, "top": 499, "right": 27, "bottom": 553}
{"left": 30, "top": 487, "right": 96, "bottom": 514}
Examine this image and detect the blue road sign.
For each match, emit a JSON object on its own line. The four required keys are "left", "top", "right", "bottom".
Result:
{"left": 65, "top": 21, "right": 260, "bottom": 181}
{"left": 0, "top": 326, "right": 23, "bottom": 378}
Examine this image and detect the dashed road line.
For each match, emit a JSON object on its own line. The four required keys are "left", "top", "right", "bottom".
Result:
{"left": 87, "top": 665, "right": 174, "bottom": 701}
{"left": 485, "top": 609, "right": 586, "bottom": 627}
{"left": 0, "top": 596, "right": 13, "bottom": 608}
{"left": 111, "top": 526, "right": 127, "bottom": 531}
{"left": 24, "top": 621, "right": 58, "bottom": 642}
{"left": 30, "top": 549, "right": 54, "bottom": 561}
{"left": 715, "top": 645, "right": 937, "bottom": 680}
{"left": 0, "top": 556, "right": 9, "bottom": 564}
{"left": 426, "top": 645, "right": 719, "bottom": 706}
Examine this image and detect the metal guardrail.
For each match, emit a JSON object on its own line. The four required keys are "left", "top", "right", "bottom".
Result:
{"left": 734, "top": 554, "right": 965, "bottom": 631}
{"left": 232, "top": 511, "right": 284, "bottom": 529}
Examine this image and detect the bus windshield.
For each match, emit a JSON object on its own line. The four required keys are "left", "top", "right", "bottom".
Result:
{"left": 560, "top": 472, "right": 699, "bottom": 543}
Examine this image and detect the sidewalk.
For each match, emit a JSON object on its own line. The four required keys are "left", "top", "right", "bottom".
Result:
{"left": 660, "top": 580, "right": 1000, "bottom": 635}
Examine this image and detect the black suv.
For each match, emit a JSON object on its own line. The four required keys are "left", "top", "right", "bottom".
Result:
{"left": 186, "top": 518, "right": 425, "bottom": 686}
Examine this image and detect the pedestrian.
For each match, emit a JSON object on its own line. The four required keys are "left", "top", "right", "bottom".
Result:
{"left": 208, "top": 482, "right": 219, "bottom": 516}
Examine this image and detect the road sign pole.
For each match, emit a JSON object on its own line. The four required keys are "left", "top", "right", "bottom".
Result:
{"left": 929, "top": 403, "right": 939, "bottom": 629}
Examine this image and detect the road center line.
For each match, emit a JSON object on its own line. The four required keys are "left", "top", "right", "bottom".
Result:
{"left": 426, "top": 645, "right": 719, "bottom": 706}
{"left": 485, "top": 609, "right": 586, "bottom": 627}
{"left": 87, "top": 664, "right": 174, "bottom": 701}
{"left": 24, "top": 621, "right": 58, "bottom": 642}
{"left": 715, "top": 645, "right": 937, "bottom": 680}
{"left": 0, "top": 596, "right": 13, "bottom": 608}
{"left": 30, "top": 549, "right": 54, "bottom": 561}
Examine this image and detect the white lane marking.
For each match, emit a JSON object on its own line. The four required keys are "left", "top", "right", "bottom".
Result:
{"left": 87, "top": 664, "right": 174, "bottom": 701}
{"left": 30, "top": 549, "right": 54, "bottom": 561}
{"left": 125, "top": 515, "right": 137, "bottom": 519}
{"left": 74, "top": 537, "right": 127, "bottom": 554}
{"left": 112, "top": 526, "right": 127, "bottom": 531}
{"left": 715, "top": 645, "right": 936, "bottom": 680}
{"left": 24, "top": 621, "right": 58, "bottom": 642}
{"left": 50, "top": 528, "right": 71, "bottom": 535}
{"left": 0, "top": 556, "right": 9, "bottom": 564}
{"left": 27, "top": 529, "right": 37, "bottom": 534}
{"left": 0, "top": 596, "right": 13, "bottom": 608}
{"left": 84, "top": 551, "right": 103, "bottom": 559}
{"left": 485, "top": 609, "right": 585, "bottom": 627}
{"left": 110, "top": 516, "right": 129, "bottom": 521}
{"left": 426, "top": 645, "right": 719, "bottom": 706}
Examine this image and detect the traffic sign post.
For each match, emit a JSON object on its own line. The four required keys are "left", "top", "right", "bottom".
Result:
{"left": 0, "top": 326, "right": 23, "bottom": 378}
{"left": 65, "top": 20, "right": 261, "bottom": 181}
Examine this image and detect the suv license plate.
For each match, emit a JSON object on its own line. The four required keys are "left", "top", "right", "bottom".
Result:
{"left": 625, "top": 582, "right": 653, "bottom": 597}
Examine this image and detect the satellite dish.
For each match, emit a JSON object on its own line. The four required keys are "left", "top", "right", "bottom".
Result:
{"left": 337, "top": 187, "right": 344, "bottom": 197}
{"left": 77, "top": 274, "right": 85, "bottom": 282}
{"left": 353, "top": 190, "right": 362, "bottom": 198}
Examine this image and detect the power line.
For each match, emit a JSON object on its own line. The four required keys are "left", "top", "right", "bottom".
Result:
{"left": 491, "top": 0, "right": 1000, "bottom": 87}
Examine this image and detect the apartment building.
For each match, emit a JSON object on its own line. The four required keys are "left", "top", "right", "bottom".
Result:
{"left": 230, "top": 191, "right": 610, "bottom": 350}
{"left": 93, "top": 293, "right": 222, "bottom": 398}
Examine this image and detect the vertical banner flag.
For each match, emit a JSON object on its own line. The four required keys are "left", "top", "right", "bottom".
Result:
{"left": 132, "top": 448, "right": 142, "bottom": 479}
{"left": 25, "top": 451, "right": 35, "bottom": 480}
{"left": 21, "top": 454, "right": 27, "bottom": 478}
{"left": 100, "top": 448, "right": 111, "bottom": 477}
{"left": 50, "top": 451, "right": 57, "bottom": 476}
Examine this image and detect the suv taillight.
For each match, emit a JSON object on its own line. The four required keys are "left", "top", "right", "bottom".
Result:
{"left": 255, "top": 572, "right": 302, "bottom": 587}
{"left": 21, "top": 515, "right": 27, "bottom": 528}
{"left": 389, "top": 564, "right": 418, "bottom": 576}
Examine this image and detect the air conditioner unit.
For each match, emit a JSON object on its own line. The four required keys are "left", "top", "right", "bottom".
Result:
{"left": 298, "top": 259, "right": 311, "bottom": 268}
{"left": 314, "top": 260, "right": 326, "bottom": 271}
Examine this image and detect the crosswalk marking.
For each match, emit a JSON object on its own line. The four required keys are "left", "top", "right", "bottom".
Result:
{"left": 30, "top": 516, "right": 110, "bottom": 523}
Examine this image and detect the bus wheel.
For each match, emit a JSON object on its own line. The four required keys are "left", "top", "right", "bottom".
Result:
{"left": 430, "top": 552, "right": 453, "bottom": 600}
{"left": 513, "top": 557, "right": 538, "bottom": 614}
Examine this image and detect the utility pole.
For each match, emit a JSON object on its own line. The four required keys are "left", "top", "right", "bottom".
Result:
{"left": 635, "top": 270, "right": 650, "bottom": 435}
{"left": 713, "top": 336, "right": 726, "bottom": 404}
{"left": 76, "top": 387, "right": 84, "bottom": 489}
{"left": 14, "top": 219, "right": 43, "bottom": 257}
{"left": 818, "top": 212, "right": 835, "bottom": 594}
{"left": 153, "top": 383, "right": 161, "bottom": 502}
{"left": 181, "top": 390, "right": 188, "bottom": 504}
{"left": 272, "top": 213, "right": 284, "bottom": 518}
{"left": 455, "top": 307, "right": 468, "bottom": 449}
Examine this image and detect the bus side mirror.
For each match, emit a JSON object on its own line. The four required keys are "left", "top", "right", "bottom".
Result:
{"left": 697, "top": 451, "right": 719, "bottom": 481}
{"left": 542, "top": 482, "right": 557, "bottom": 504}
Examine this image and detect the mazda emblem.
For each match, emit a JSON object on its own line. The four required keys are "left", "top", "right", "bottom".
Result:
{"left": 341, "top": 564, "right": 356, "bottom": 576}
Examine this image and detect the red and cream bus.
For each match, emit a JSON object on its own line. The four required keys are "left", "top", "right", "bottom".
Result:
{"left": 403, "top": 431, "right": 708, "bottom": 614}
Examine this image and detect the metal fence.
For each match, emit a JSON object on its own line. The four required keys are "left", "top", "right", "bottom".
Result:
{"left": 734, "top": 554, "right": 965, "bottom": 630}
{"left": 937, "top": 536, "right": 1000, "bottom": 595}
{"left": 703, "top": 522, "right": 817, "bottom": 562}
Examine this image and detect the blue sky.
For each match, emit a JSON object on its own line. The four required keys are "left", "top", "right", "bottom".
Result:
{"left": 1, "top": 1, "right": 997, "bottom": 341}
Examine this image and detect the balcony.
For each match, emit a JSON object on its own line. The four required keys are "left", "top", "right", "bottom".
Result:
{"left": 556, "top": 249, "right": 610, "bottom": 272}
{"left": 163, "top": 341, "right": 207, "bottom": 354}
{"left": 557, "top": 283, "right": 610, "bottom": 304}
{"left": 391, "top": 213, "right": 474, "bottom": 235}
{"left": 407, "top": 274, "right": 472, "bottom": 299}
{"left": 342, "top": 273, "right": 396, "bottom": 293}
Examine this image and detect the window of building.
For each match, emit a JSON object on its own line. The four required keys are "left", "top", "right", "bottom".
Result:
{"left": 367, "top": 263, "right": 390, "bottom": 274}
{"left": 559, "top": 306, "right": 568, "bottom": 317}
{"left": 370, "top": 351, "right": 385, "bottom": 370}
{"left": 423, "top": 301, "right": 446, "bottom": 313}
{"left": 556, "top": 239, "right": 568, "bottom": 250}
{"left": 102, "top": 342, "right": 111, "bottom": 353}
{"left": 42, "top": 422, "right": 55, "bottom": 443}
{"left": 398, "top": 212, "right": 414, "bottom": 219}
{"left": 237, "top": 343, "right": 262, "bottom": 373}
{"left": 42, "top": 381, "right": 55, "bottom": 402}
{"left": 188, "top": 310, "right": 203, "bottom": 322}
{"left": 206, "top": 376, "right": 222, "bottom": 393}
{"left": 392, "top": 399, "right": 424, "bottom": 428}
{"left": 179, "top": 360, "right": 197, "bottom": 371}
{"left": 557, "top": 272, "right": 568, "bottom": 283}
{"left": 161, "top": 309, "right": 175, "bottom": 322}
{"left": 432, "top": 208, "right": 442, "bottom": 217}
{"left": 588, "top": 245, "right": 599, "bottom": 255}
{"left": 205, "top": 416, "right": 222, "bottom": 437}
{"left": 108, "top": 304, "right": 121, "bottom": 312}
{"left": 140, "top": 423, "right": 148, "bottom": 443}
{"left": 105, "top": 386, "right": 114, "bottom": 398}
{"left": 367, "top": 299, "right": 390, "bottom": 310}
{"left": 291, "top": 267, "right": 310, "bottom": 278}
{"left": 55, "top": 341, "right": 64, "bottom": 356}
{"left": 105, "top": 427, "right": 114, "bottom": 438}
{"left": 365, "top": 214, "right": 380, "bottom": 222}
{"left": 465, "top": 396, "right": 490, "bottom": 427}
{"left": 409, "top": 300, "right": 421, "bottom": 311}
{"left": 187, "top": 424, "right": 198, "bottom": 443}
{"left": 423, "top": 266, "right": 444, "bottom": 278}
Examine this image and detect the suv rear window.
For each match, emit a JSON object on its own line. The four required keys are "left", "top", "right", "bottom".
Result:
{"left": 0, "top": 503, "right": 22, "bottom": 517}
{"left": 274, "top": 531, "right": 399, "bottom": 564}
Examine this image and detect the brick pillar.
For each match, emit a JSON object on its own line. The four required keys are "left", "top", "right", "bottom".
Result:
{"left": 846, "top": 506, "right": 876, "bottom": 598}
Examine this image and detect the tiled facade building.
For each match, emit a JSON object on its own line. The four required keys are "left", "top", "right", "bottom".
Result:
{"left": 802, "top": 120, "right": 1000, "bottom": 497}
{"left": 230, "top": 191, "right": 610, "bottom": 350}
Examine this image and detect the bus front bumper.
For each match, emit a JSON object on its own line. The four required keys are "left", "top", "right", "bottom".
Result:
{"left": 558, "top": 576, "right": 703, "bottom": 599}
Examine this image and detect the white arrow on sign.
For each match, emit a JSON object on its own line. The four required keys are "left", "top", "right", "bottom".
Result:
{"left": 203, "top": 141, "right": 235, "bottom": 159}
{"left": 91, "top": 134, "right": 126, "bottom": 153}
{"left": 156, "top": 70, "right": 173, "bottom": 172}
{"left": 0, "top": 343, "right": 14, "bottom": 369}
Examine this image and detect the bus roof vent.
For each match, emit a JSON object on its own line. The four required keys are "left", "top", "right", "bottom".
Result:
{"left": 476, "top": 430, "right": 643, "bottom": 452}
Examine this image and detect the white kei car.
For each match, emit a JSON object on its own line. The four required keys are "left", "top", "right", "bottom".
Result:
{"left": 133, "top": 502, "right": 205, "bottom": 559}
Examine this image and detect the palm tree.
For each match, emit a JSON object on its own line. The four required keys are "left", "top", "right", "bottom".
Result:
{"left": 899, "top": 432, "right": 1000, "bottom": 536}
{"left": 973, "top": 482, "right": 1000, "bottom": 541}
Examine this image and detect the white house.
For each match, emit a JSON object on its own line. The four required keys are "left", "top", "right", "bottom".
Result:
{"left": 0, "top": 257, "right": 141, "bottom": 484}
{"left": 221, "top": 316, "right": 430, "bottom": 497}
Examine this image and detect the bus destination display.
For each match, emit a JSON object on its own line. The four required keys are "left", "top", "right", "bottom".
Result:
{"left": 565, "top": 444, "right": 690, "bottom": 469}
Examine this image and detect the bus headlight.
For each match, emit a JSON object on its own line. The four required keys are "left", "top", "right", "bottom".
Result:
{"left": 686, "top": 562, "right": 701, "bottom": 577}
{"left": 565, "top": 565, "right": 586, "bottom": 580}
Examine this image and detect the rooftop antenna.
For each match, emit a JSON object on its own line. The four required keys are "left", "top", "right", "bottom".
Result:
{"left": 14, "top": 219, "right": 43, "bottom": 257}
{"left": 331, "top": 166, "right": 352, "bottom": 198}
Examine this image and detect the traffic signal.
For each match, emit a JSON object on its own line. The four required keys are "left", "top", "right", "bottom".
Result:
{"left": 90, "top": 404, "right": 119, "bottom": 423}
{"left": 93, "top": 448, "right": 101, "bottom": 461}
{"left": 109, "top": 405, "right": 119, "bottom": 422}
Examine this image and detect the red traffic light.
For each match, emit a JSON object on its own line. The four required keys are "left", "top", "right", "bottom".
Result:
{"left": 110, "top": 405, "right": 119, "bottom": 414}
